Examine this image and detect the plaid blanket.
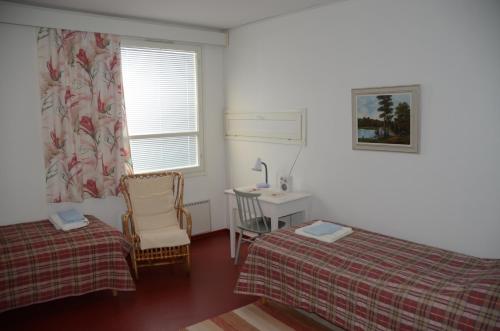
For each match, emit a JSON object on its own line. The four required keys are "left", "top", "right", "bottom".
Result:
{"left": 235, "top": 222, "right": 500, "bottom": 330}
{"left": 0, "top": 215, "right": 135, "bottom": 312}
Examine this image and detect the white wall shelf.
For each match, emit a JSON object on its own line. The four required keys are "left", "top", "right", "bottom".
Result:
{"left": 224, "top": 109, "right": 306, "bottom": 145}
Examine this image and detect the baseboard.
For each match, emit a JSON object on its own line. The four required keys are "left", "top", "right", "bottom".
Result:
{"left": 191, "top": 228, "right": 229, "bottom": 241}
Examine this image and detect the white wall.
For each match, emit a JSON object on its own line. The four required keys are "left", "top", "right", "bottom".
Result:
{"left": 225, "top": 0, "right": 500, "bottom": 258}
{"left": 0, "top": 22, "right": 227, "bottom": 231}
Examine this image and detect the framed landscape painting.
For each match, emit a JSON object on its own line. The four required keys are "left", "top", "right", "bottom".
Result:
{"left": 352, "top": 85, "right": 420, "bottom": 153}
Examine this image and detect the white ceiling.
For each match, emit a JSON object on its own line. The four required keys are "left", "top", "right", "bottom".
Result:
{"left": 6, "top": 0, "right": 341, "bottom": 30}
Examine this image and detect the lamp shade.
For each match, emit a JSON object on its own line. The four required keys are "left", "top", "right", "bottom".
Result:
{"left": 252, "top": 158, "right": 262, "bottom": 172}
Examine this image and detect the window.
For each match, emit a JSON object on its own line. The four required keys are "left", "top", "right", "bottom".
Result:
{"left": 121, "top": 40, "right": 203, "bottom": 174}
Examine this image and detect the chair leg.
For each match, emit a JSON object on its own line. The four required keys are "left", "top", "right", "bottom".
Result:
{"left": 234, "top": 229, "right": 243, "bottom": 265}
{"left": 131, "top": 249, "right": 139, "bottom": 279}
{"left": 186, "top": 247, "right": 191, "bottom": 275}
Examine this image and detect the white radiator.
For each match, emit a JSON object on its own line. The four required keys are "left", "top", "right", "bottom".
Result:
{"left": 185, "top": 200, "right": 212, "bottom": 235}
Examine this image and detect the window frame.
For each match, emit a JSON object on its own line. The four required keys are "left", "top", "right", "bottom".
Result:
{"left": 121, "top": 38, "right": 205, "bottom": 177}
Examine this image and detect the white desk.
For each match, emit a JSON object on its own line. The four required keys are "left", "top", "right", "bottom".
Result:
{"left": 225, "top": 187, "right": 312, "bottom": 258}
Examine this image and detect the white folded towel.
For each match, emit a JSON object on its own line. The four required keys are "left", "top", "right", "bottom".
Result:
{"left": 49, "top": 213, "right": 89, "bottom": 231}
{"left": 295, "top": 221, "right": 353, "bottom": 243}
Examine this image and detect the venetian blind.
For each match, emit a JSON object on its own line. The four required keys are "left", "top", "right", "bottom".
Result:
{"left": 121, "top": 42, "right": 201, "bottom": 173}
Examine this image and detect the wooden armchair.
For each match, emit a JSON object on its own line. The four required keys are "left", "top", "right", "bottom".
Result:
{"left": 120, "top": 171, "right": 192, "bottom": 278}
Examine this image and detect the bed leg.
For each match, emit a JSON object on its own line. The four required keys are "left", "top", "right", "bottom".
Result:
{"left": 112, "top": 290, "right": 117, "bottom": 296}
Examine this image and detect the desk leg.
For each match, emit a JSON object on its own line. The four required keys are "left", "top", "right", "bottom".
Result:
{"left": 230, "top": 220, "right": 235, "bottom": 258}
{"left": 305, "top": 198, "right": 312, "bottom": 222}
{"left": 228, "top": 197, "right": 236, "bottom": 258}
{"left": 270, "top": 214, "right": 279, "bottom": 231}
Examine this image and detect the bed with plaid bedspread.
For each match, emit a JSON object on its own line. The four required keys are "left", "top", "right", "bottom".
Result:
{"left": 235, "top": 221, "right": 500, "bottom": 330}
{"left": 0, "top": 215, "right": 135, "bottom": 312}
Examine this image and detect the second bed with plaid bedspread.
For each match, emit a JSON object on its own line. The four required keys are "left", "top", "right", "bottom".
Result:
{"left": 0, "top": 215, "right": 135, "bottom": 312}
{"left": 235, "top": 221, "right": 500, "bottom": 330}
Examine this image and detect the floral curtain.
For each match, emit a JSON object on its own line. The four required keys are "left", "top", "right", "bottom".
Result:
{"left": 37, "top": 28, "right": 133, "bottom": 202}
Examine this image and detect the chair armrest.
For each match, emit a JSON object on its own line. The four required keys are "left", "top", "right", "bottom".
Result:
{"left": 180, "top": 207, "right": 192, "bottom": 238}
{"left": 122, "top": 213, "right": 140, "bottom": 245}
{"left": 122, "top": 213, "right": 132, "bottom": 239}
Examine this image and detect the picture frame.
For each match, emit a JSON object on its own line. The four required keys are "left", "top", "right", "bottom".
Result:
{"left": 352, "top": 85, "right": 420, "bottom": 153}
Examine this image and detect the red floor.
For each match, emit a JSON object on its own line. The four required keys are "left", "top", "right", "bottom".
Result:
{"left": 0, "top": 231, "right": 257, "bottom": 331}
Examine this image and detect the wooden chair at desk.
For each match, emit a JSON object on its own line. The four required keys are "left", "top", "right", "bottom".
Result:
{"left": 233, "top": 189, "right": 287, "bottom": 264}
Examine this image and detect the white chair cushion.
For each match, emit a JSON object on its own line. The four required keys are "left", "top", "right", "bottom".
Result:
{"left": 127, "top": 175, "right": 178, "bottom": 231}
{"left": 138, "top": 224, "right": 190, "bottom": 250}
{"left": 132, "top": 209, "right": 179, "bottom": 232}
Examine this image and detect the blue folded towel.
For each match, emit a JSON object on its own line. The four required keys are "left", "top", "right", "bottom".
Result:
{"left": 57, "top": 209, "right": 85, "bottom": 224}
{"left": 302, "top": 222, "right": 344, "bottom": 236}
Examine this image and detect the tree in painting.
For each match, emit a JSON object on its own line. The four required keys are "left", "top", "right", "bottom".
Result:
{"left": 394, "top": 102, "right": 410, "bottom": 135}
{"left": 376, "top": 95, "right": 394, "bottom": 138}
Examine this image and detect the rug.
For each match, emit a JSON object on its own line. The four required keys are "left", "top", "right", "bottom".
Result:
{"left": 180, "top": 300, "right": 333, "bottom": 331}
